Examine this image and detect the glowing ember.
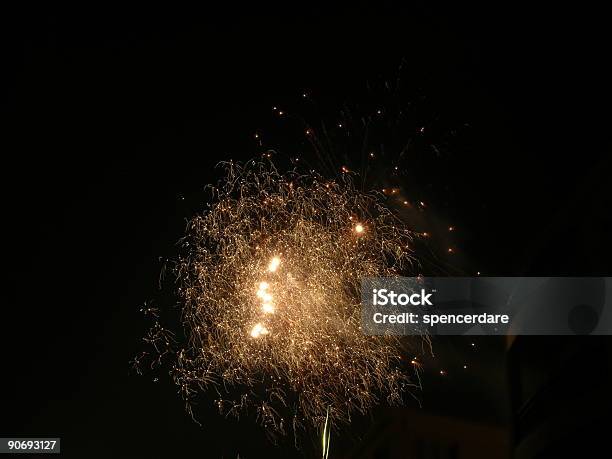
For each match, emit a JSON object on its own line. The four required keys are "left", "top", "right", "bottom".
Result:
{"left": 250, "top": 323, "right": 269, "bottom": 338}
{"left": 268, "top": 257, "right": 281, "bottom": 272}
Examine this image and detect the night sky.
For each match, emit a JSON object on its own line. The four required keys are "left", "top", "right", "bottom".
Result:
{"left": 1, "top": 3, "right": 610, "bottom": 458}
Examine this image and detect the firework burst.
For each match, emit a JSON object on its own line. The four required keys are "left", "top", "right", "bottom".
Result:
{"left": 152, "top": 160, "right": 422, "bottom": 434}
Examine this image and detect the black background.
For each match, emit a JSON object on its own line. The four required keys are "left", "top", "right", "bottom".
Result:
{"left": 1, "top": 2, "right": 610, "bottom": 458}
